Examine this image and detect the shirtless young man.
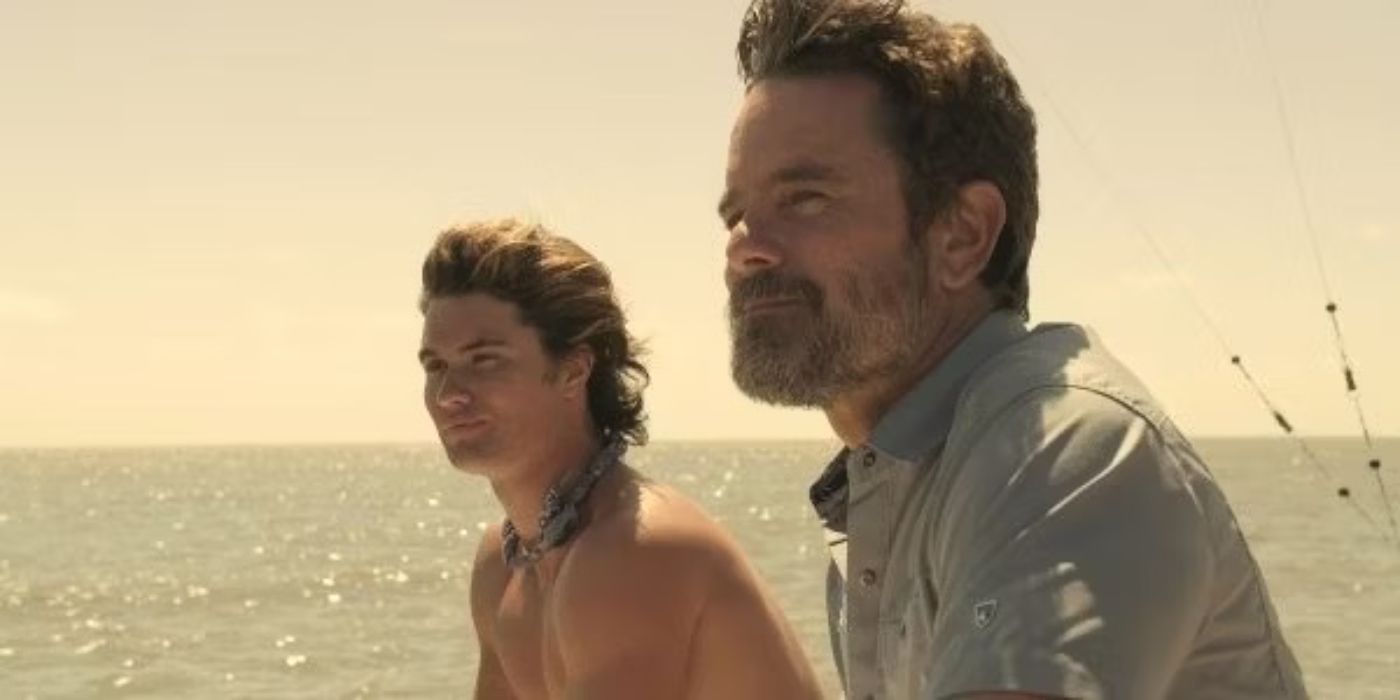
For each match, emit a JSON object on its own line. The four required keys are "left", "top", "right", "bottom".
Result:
{"left": 417, "top": 219, "right": 821, "bottom": 699}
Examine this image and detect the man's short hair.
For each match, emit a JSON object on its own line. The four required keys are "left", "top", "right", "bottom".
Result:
{"left": 419, "top": 218, "right": 649, "bottom": 445}
{"left": 737, "top": 0, "right": 1039, "bottom": 316}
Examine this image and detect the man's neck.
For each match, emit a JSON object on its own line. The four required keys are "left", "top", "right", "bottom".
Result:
{"left": 489, "top": 424, "right": 602, "bottom": 541}
{"left": 824, "top": 301, "right": 993, "bottom": 448}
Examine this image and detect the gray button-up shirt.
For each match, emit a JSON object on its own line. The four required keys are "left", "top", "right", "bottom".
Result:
{"left": 811, "top": 311, "right": 1309, "bottom": 699}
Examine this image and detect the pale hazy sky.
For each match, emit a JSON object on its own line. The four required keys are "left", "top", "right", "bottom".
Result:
{"left": 2, "top": 1, "right": 1396, "bottom": 447}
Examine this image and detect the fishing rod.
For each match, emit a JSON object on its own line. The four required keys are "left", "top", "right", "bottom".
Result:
{"left": 1249, "top": 0, "right": 1399, "bottom": 542}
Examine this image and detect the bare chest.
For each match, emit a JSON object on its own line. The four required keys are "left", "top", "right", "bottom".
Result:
{"left": 490, "top": 569, "right": 568, "bottom": 699}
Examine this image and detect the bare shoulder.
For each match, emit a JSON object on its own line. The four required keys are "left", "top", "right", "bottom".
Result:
{"left": 556, "top": 477, "right": 740, "bottom": 615}
{"left": 594, "top": 478, "right": 740, "bottom": 554}
{"left": 536, "top": 476, "right": 732, "bottom": 695}
{"left": 552, "top": 473, "right": 821, "bottom": 698}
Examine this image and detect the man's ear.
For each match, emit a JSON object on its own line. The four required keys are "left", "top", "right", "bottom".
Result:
{"left": 557, "top": 346, "right": 595, "bottom": 399}
{"left": 932, "top": 181, "right": 1006, "bottom": 291}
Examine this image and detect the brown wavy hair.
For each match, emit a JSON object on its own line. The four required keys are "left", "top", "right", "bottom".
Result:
{"left": 419, "top": 218, "right": 649, "bottom": 445}
{"left": 737, "top": 0, "right": 1039, "bottom": 316}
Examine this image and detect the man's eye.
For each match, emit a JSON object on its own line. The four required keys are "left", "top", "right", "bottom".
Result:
{"left": 473, "top": 355, "right": 502, "bottom": 368}
{"left": 422, "top": 361, "right": 445, "bottom": 374}
{"left": 784, "top": 191, "right": 829, "bottom": 215}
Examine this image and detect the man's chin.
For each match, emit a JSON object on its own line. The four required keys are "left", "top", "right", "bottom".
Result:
{"left": 442, "top": 441, "right": 497, "bottom": 475}
{"left": 731, "top": 361, "right": 833, "bottom": 408}
{"left": 731, "top": 308, "right": 813, "bottom": 339}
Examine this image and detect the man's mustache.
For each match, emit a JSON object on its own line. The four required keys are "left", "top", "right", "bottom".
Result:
{"left": 728, "top": 270, "right": 823, "bottom": 314}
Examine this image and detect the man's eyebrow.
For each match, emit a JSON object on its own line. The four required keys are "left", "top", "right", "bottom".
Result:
{"left": 771, "top": 161, "right": 841, "bottom": 185}
{"left": 718, "top": 162, "right": 844, "bottom": 219}
{"left": 417, "top": 339, "right": 506, "bottom": 364}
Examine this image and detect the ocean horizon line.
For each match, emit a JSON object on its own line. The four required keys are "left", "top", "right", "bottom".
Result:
{"left": 1, "top": 434, "right": 1395, "bottom": 452}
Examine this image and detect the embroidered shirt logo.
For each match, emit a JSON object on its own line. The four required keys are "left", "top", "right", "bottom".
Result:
{"left": 973, "top": 599, "right": 998, "bottom": 629}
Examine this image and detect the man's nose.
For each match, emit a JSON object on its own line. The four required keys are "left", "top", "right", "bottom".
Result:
{"left": 433, "top": 367, "right": 473, "bottom": 409}
{"left": 725, "top": 217, "right": 783, "bottom": 279}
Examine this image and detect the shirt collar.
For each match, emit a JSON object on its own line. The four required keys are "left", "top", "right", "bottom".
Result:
{"left": 809, "top": 448, "right": 851, "bottom": 534}
{"left": 868, "top": 309, "right": 1028, "bottom": 462}
{"left": 807, "top": 310, "right": 1029, "bottom": 526}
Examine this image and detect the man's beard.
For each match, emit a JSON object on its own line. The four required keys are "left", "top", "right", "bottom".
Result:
{"left": 727, "top": 257, "right": 928, "bottom": 407}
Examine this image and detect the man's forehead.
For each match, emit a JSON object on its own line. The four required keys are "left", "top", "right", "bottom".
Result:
{"left": 740, "top": 73, "right": 885, "bottom": 128}
{"left": 422, "top": 294, "right": 525, "bottom": 339}
{"left": 730, "top": 76, "right": 886, "bottom": 164}
{"left": 724, "top": 81, "right": 889, "bottom": 207}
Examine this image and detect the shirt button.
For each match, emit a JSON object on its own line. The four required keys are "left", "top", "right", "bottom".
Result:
{"left": 859, "top": 568, "right": 878, "bottom": 587}
{"left": 862, "top": 451, "right": 877, "bottom": 468}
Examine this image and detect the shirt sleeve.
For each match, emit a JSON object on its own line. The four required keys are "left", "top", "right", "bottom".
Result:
{"left": 921, "top": 387, "right": 1217, "bottom": 700}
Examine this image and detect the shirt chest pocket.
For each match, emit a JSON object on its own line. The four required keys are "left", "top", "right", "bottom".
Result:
{"left": 878, "top": 577, "right": 937, "bottom": 697}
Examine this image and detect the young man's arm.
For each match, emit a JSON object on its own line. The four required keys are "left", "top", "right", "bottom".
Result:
{"left": 470, "top": 524, "right": 518, "bottom": 700}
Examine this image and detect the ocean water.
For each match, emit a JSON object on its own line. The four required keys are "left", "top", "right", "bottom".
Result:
{"left": 1, "top": 439, "right": 1397, "bottom": 699}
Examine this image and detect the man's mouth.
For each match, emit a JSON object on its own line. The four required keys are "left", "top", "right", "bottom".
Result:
{"left": 739, "top": 296, "right": 808, "bottom": 315}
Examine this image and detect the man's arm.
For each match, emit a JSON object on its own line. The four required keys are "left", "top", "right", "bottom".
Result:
{"left": 470, "top": 525, "right": 517, "bottom": 700}
{"left": 922, "top": 388, "right": 1214, "bottom": 699}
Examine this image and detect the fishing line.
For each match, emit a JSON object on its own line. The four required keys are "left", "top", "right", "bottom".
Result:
{"left": 974, "top": 10, "right": 1392, "bottom": 544}
{"left": 1249, "top": 0, "right": 1399, "bottom": 541}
